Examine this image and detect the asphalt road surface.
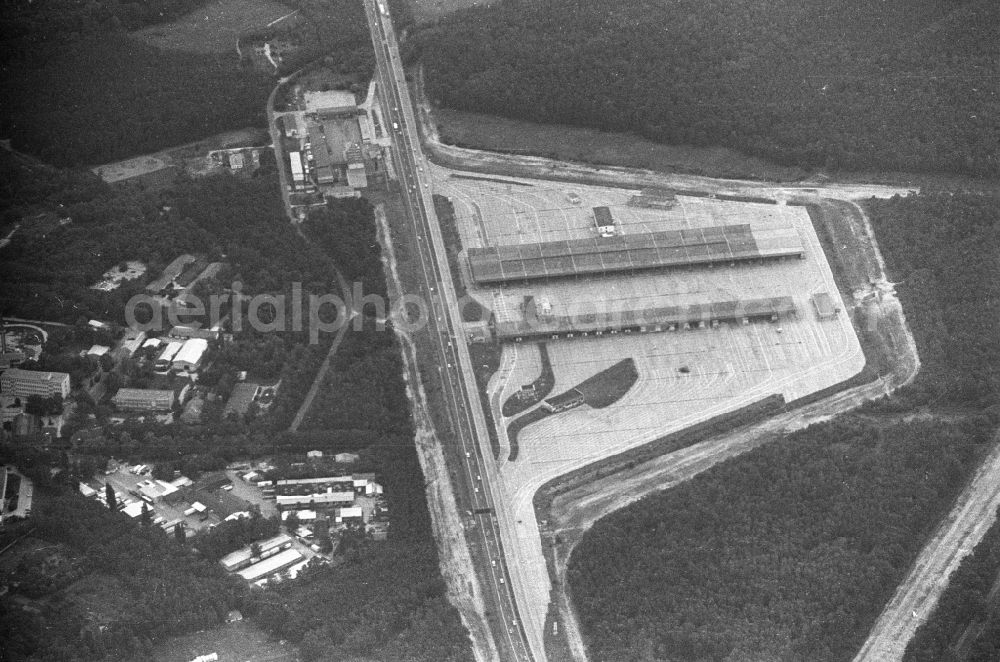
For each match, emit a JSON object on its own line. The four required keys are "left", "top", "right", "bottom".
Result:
{"left": 362, "top": 2, "right": 535, "bottom": 660}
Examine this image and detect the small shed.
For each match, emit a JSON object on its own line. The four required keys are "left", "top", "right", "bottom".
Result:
{"left": 811, "top": 292, "right": 840, "bottom": 319}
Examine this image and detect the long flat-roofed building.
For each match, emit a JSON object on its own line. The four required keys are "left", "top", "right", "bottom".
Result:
{"left": 309, "top": 125, "right": 338, "bottom": 185}
{"left": 542, "top": 388, "right": 585, "bottom": 413}
{"left": 169, "top": 325, "right": 220, "bottom": 341}
{"left": 494, "top": 296, "right": 796, "bottom": 342}
{"left": 276, "top": 492, "right": 355, "bottom": 509}
{"left": 146, "top": 254, "right": 197, "bottom": 292}
{"left": 155, "top": 341, "right": 183, "bottom": 371}
{"left": 274, "top": 476, "right": 354, "bottom": 495}
{"left": 112, "top": 388, "right": 175, "bottom": 412}
{"left": 467, "top": 224, "right": 803, "bottom": 284}
{"left": 237, "top": 548, "right": 303, "bottom": 582}
{"left": 172, "top": 338, "right": 208, "bottom": 372}
{"left": 289, "top": 151, "right": 306, "bottom": 187}
{"left": 220, "top": 533, "right": 293, "bottom": 573}
{"left": 1, "top": 368, "right": 71, "bottom": 399}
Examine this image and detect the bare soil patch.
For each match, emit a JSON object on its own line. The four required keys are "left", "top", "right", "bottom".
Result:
{"left": 148, "top": 620, "right": 297, "bottom": 662}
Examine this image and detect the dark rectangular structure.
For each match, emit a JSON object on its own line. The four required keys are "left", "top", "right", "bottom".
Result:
{"left": 495, "top": 296, "right": 796, "bottom": 341}
{"left": 308, "top": 126, "right": 332, "bottom": 169}
{"left": 811, "top": 292, "right": 840, "bottom": 319}
{"left": 593, "top": 206, "right": 614, "bottom": 227}
{"left": 467, "top": 225, "right": 803, "bottom": 284}
{"left": 542, "top": 388, "right": 585, "bottom": 413}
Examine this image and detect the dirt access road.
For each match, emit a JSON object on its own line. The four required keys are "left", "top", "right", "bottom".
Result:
{"left": 851, "top": 429, "right": 1000, "bottom": 662}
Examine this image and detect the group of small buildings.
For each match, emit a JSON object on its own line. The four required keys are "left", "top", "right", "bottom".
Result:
{"left": 1, "top": 315, "right": 227, "bottom": 427}
{"left": 151, "top": 337, "right": 209, "bottom": 374}
{"left": 209, "top": 147, "right": 262, "bottom": 175}
{"left": 0, "top": 368, "right": 70, "bottom": 437}
{"left": 144, "top": 254, "right": 226, "bottom": 312}
{"left": 258, "top": 473, "right": 384, "bottom": 510}
{"left": 105, "top": 332, "right": 209, "bottom": 415}
{"left": 219, "top": 533, "right": 305, "bottom": 584}
{"left": 80, "top": 468, "right": 193, "bottom": 529}
{"left": 241, "top": 471, "right": 388, "bottom": 539}
{"left": 80, "top": 464, "right": 261, "bottom": 541}
{"left": 280, "top": 89, "right": 383, "bottom": 198}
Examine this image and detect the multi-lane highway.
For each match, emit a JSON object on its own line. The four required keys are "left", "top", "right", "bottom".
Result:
{"left": 362, "top": 2, "right": 536, "bottom": 661}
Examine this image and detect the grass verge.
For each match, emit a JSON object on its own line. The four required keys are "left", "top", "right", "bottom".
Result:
{"left": 501, "top": 343, "right": 554, "bottom": 417}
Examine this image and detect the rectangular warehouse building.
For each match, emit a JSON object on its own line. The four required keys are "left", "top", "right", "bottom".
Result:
{"left": 237, "top": 548, "right": 303, "bottom": 582}
{"left": 112, "top": 388, "right": 175, "bottom": 412}
{"left": 467, "top": 224, "right": 803, "bottom": 284}
{"left": 220, "top": 533, "right": 293, "bottom": 573}
{"left": 0, "top": 368, "right": 71, "bottom": 399}
{"left": 494, "top": 296, "right": 796, "bottom": 341}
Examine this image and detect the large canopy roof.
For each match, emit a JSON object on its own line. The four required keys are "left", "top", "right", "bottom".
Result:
{"left": 468, "top": 224, "right": 803, "bottom": 284}
{"left": 494, "top": 296, "right": 796, "bottom": 340}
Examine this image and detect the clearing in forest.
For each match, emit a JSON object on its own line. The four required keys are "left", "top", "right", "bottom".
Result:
{"left": 133, "top": 0, "right": 296, "bottom": 53}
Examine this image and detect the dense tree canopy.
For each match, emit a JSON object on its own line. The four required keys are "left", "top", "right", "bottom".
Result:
{"left": 419, "top": 0, "right": 1000, "bottom": 176}
{"left": 568, "top": 192, "right": 1000, "bottom": 661}
{"left": 191, "top": 512, "right": 281, "bottom": 562}
{"left": 905, "top": 505, "right": 1000, "bottom": 662}
{"left": 2, "top": 154, "right": 473, "bottom": 660}
{"left": 867, "top": 192, "right": 1000, "bottom": 408}
{"left": 568, "top": 416, "right": 993, "bottom": 662}
{"left": 1, "top": 33, "right": 271, "bottom": 166}
{"left": 1, "top": 494, "right": 250, "bottom": 661}
{"left": 0, "top": 0, "right": 270, "bottom": 166}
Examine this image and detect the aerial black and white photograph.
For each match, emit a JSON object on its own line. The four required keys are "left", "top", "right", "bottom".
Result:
{"left": 0, "top": 0, "right": 998, "bottom": 661}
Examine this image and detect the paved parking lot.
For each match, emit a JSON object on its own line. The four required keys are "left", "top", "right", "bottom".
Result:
{"left": 225, "top": 470, "right": 278, "bottom": 518}
{"left": 432, "top": 163, "right": 865, "bottom": 640}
